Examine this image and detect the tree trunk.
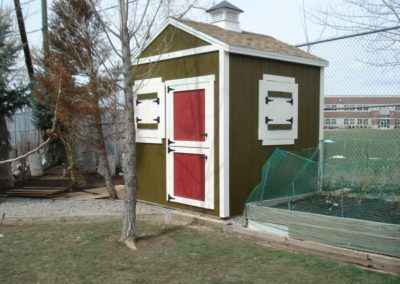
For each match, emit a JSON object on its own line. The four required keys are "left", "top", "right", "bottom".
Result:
{"left": 0, "top": 115, "right": 14, "bottom": 191}
{"left": 119, "top": 0, "right": 137, "bottom": 249}
{"left": 63, "top": 139, "right": 82, "bottom": 190}
{"left": 94, "top": 109, "right": 117, "bottom": 199}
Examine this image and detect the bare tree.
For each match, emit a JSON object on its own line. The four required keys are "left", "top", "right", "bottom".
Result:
{"left": 40, "top": 0, "right": 119, "bottom": 197}
{"left": 307, "top": 0, "right": 400, "bottom": 66}
{"left": 88, "top": 0, "right": 209, "bottom": 249}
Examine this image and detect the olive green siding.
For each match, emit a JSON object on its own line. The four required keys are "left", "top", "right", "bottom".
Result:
{"left": 140, "top": 25, "right": 209, "bottom": 58}
{"left": 134, "top": 52, "right": 220, "bottom": 215}
{"left": 229, "top": 53, "right": 321, "bottom": 216}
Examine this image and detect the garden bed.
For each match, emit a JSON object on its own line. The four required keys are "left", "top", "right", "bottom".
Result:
{"left": 272, "top": 193, "right": 400, "bottom": 224}
{"left": 246, "top": 196, "right": 400, "bottom": 258}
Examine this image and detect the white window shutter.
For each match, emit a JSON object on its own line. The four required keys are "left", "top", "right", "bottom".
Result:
{"left": 134, "top": 78, "right": 165, "bottom": 144}
{"left": 258, "top": 75, "right": 299, "bottom": 146}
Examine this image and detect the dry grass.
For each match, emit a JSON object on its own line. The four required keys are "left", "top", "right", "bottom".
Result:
{"left": 0, "top": 219, "right": 398, "bottom": 284}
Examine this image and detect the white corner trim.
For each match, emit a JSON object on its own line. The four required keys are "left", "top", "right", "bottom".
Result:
{"left": 135, "top": 45, "right": 219, "bottom": 65}
{"left": 229, "top": 46, "right": 329, "bottom": 67}
{"left": 319, "top": 68, "right": 325, "bottom": 141}
{"left": 219, "top": 49, "right": 230, "bottom": 218}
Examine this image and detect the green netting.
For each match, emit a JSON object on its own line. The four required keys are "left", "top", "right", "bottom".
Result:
{"left": 246, "top": 148, "right": 319, "bottom": 204}
{"left": 246, "top": 134, "right": 400, "bottom": 225}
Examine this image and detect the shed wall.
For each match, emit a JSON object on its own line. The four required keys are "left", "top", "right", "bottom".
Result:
{"left": 229, "top": 53, "right": 321, "bottom": 216}
{"left": 134, "top": 52, "right": 220, "bottom": 215}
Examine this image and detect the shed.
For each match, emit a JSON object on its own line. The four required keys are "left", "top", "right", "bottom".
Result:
{"left": 133, "top": 1, "right": 328, "bottom": 218}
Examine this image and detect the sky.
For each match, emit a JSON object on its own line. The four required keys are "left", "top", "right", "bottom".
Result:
{"left": 1, "top": 0, "right": 399, "bottom": 96}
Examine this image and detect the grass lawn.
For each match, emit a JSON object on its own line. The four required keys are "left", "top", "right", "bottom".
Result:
{"left": 0, "top": 219, "right": 399, "bottom": 284}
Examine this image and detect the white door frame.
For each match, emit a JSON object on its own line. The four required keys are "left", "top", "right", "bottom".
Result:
{"left": 165, "top": 75, "right": 215, "bottom": 209}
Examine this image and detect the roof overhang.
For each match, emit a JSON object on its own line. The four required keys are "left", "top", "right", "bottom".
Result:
{"left": 135, "top": 18, "right": 329, "bottom": 68}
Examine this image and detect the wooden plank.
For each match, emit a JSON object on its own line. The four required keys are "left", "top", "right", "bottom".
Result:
{"left": 137, "top": 93, "right": 158, "bottom": 100}
{"left": 291, "top": 223, "right": 400, "bottom": 257}
{"left": 231, "top": 224, "right": 400, "bottom": 275}
{"left": 137, "top": 123, "right": 159, "bottom": 130}
{"left": 268, "top": 91, "right": 292, "bottom": 99}
{"left": 256, "top": 192, "right": 315, "bottom": 207}
{"left": 268, "top": 124, "right": 292, "bottom": 131}
{"left": 246, "top": 205, "right": 400, "bottom": 238}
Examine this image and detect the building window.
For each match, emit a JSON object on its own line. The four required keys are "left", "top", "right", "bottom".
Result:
{"left": 364, "top": 119, "right": 369, "bottom": 128}
{"left": 396, "top": 119, "right": 400, "bottom": 129}
{"left": 378, "top": 119, "right": 390, "bottom": 129}
{"left": 396, "top": 105, "right": 400, "bottom": 111}
{"left": 344, "top": 119, "right": 349, "bottom": 126}
{"left": 331, "top": 119, "right": 336, "bottom": 125}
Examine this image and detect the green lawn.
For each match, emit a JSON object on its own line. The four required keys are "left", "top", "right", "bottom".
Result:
{"left": 0, "top": 219, "right": 398, "bottom": 284}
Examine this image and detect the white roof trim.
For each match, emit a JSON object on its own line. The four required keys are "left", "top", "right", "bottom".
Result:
{"left": 228, "top": 46, "right": 329, "bottom": 67}
{"left": 134, "top": 45, "right": 219, "bottom": 65}
{"left": 137, "top": 18, "right": 328, "bottom": 68}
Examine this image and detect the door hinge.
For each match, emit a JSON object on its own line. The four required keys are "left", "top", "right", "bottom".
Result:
{"left": 287, "top": 98, "right": 294, "bottom": 105}
{"left": 286, "top": 117, "right": 294, "bottom": 124}
{"left": 153, "top": 98, "right": 160, "bottom": 104}
{"left": 167, "top": 86, "right": 175, "bottom": 93}
{"left": 136, "top": 99, "right": 142, "bottom": 106}
{"left": 168, "top": 147, "right": 175, "bottom": 153}
{"left": 136, "top": 117, "right": 142, "bottom": 123}
{"left": 153, "top": 116, "right": 160, "bottom": 123}
{"left": 265, "top": 97, "right": 274, "bottom": 104}
{"left": 201, "top": 154, "right": 208, "bottom": 160}
{"left": 168, "top": 139, "right": 175, "bottom": 145}
{"left": 168, "top": 194, "right": 175, "bottom": 202}
{"left": 201, "top": 133, "right": 208, "bottom": 138}
{"left": 265, "top": 116, "right": 274, "bottom": 124}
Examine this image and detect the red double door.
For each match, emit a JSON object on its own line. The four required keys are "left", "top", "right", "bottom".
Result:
{"left": 166, "top": 77, "right": 213, "bottom": 209}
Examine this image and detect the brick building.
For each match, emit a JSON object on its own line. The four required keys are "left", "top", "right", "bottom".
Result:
{"left": 324, "top": 96, "right": 400, "bottom": 129}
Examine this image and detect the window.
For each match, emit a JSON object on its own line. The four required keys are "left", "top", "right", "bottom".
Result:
{"left": 364, "top": 119, "right": 369, "bottom": 128}
{"left": 378, "top": 119, "right": 390, "bottom": 129}
{"left": 396, "top": 105, "right": 400, "bottom": 111}
{"left": 344, "top": 119, "right": 349, "bottom": 125}
{"left": 357, "top": 119, "right": 363, "bottom": 125}
{"left": 396, "top": 119, "right": 400, "bottom": 129}
{"left": 331, "top": 119, "right": 336, "bottom": 125}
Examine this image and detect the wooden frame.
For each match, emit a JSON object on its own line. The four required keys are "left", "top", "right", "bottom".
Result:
{"left": 246, "top": 203, "right": 400, "bottom": 258}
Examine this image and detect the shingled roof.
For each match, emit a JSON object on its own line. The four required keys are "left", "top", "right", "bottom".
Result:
{"left": 178, "top": 19, "right": 325, "bottom": 64}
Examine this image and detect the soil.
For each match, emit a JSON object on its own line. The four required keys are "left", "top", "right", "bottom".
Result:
{"left": 273, "top": 194, "right": 400, "bottom": 224}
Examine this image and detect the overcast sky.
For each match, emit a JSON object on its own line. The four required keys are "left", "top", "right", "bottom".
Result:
{"left": 2, "top": 0, "right": 399, "bottom": 96}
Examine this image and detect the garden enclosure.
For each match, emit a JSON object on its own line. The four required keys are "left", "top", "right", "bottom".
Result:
{"left": 246, "top": 27, "right": 400, "bottom": 258}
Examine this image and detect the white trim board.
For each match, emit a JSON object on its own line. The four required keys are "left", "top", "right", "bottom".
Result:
{"left": 219, "top": 49, "right": 230, "bottom": 218}
{"left": 135, "top": 18, "right": 328, "bottom": 68}
{"left": 135, "top": 45, "right": 219, "bottom": 65}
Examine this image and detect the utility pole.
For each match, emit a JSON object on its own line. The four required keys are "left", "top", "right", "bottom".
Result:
{"left": 41, "top": 0, "right": 49, "bottom": 57}
{"left": 13, "top": 0, "right": 34, "bottom": 81}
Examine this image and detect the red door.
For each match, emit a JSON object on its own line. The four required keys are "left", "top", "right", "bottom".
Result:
{"left": 166, "top": 77, "right": 213, "bottom": 209}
